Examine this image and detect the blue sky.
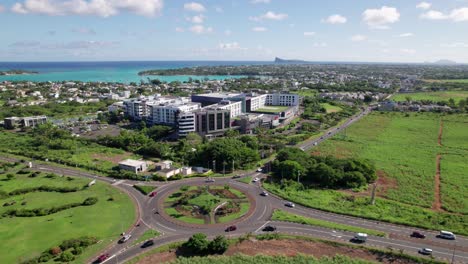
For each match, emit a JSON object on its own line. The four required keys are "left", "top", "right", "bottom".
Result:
{"left": 0, "top": 0, "right": 467, "bottom": 62}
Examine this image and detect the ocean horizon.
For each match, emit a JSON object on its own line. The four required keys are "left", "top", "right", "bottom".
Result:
{"left": 0, "top": 61, "right": 272, "bottom": 83}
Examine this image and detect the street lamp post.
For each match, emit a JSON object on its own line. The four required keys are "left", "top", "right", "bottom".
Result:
{"left": 297, "top": 170, "right": 301, "bottom": 184}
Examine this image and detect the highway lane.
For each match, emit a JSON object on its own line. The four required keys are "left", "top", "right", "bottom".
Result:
{"left": 2, "top": 132, "right": 467, "bottom": 264}
{"left": 298, "top": 107, "right": 371, "bottom": 151}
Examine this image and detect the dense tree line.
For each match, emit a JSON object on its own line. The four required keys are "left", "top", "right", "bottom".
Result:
{"left": 0, "top": 101, "right": 112, "bottom": 119}
{"left": 183, "top": 233, "right": 229, "bottom": 255}
{"left": 3, "top": 197, "right": 98, "bottom": 218}
{"left": 272, "top": 148, "right": 376, "bottom": 189}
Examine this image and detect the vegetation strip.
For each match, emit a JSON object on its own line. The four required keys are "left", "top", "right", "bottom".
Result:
{"left": 271, "top": 210, "right": 386, "bottom": 237}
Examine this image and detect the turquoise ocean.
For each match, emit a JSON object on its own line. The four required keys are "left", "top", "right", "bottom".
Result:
{"left": 0, "top": 61, "right": 271, "bottom": 83}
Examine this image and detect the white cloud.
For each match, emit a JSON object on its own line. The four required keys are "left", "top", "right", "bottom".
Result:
{"left": 401, "top": 48, "right": 416, "bottom": 54}
{"left": 416, "top": 2, "right": 431, "bottom": 10}
{"left": 322, "top": 14, "right": 347, "bottom": 24}
{"left": 11, "top": 0, "right": 164, "bottom": 17}
{"left": 362, "top": 6, "right": 400, "bottom": 29}
{"left": 175, "top": 27, "right": 185, "bottom": 32}
{"left": 187, "top": 14, "right": 205, "bottom": 23}
{"left": 441, "top": 42, "right": 468, "bottom": 48}
{"left": 250, "top": 11, "right": 288, "bottom": 21}
{"left": 420, "top": 8, "right": 468, "bottom": 22}
{"left": 303, "top": 31, "right": 316, "bottom": 37}
{"left": 398, "top": 33, "right": 414, "bottom": 37}
{"left": 184, "top": 2, "right": 205, "bottom": 12}
{"left": 251, "top": 0, "right": 270, "bottom": 4}
{"left": 218, "top": 42, "right": 245, "bottom": 50}
{"left": 351, "top": 34, "right": 367, "bottom": 42}
{"left": 189, "top": 25, "right": 213, "bottom": 34}
{"left": 420, "top": 10, "right": 448, "bottom": 20}
{"left": 224, "top": 30, "right": 232, "bottom": 36}
{"left": 252, "top": 26, "right": 267, "bottom": 32}
{"left": 450, "top": 8, "right": 468, "bottom": 22}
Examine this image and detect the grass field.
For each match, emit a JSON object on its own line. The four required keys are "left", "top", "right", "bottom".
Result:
{"left": 238, "top": 176, "right": 252, "bottom": 184}
{"left": 425, "top": 79, "right": 468, "bottom": 83}
{"left": 255, "top": 106, "right": 290, "bottom": 113}
{"left": 265, "top": 112, "right": 468, "bottom": 234}
{"left": 0, "top": 131, "right": 139, "bottom": 173}
{"left": 392, "top": 91, "right": 468, "bottom": 103}
{"left": 271, "top": 210, "right": 386, "bottom": 237}
{"left": 294, "top": 89, "right": 317, "bottom": 97}
{"left": 320, "top": 103, "right": 343, "bottom": 113}
{"left": 0, "top": 166, "right": 135, "bottom": 263}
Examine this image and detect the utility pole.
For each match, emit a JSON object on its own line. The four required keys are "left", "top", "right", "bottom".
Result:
{"left": 451, "top": 242, "right": 456, "bottom": 264}
{"left": 232, "top": 160, "right": 235, "bottom": 172}
{"left": 370, "top": 183, "right": 377, "bottom": 205}
{"left": 223, "top": 161, "right": 226, "bottom": 176}
{"left": 212, "top": 160, "right": 216, "bottom": 172}
{"left": 297, "top": 170, "right": 301, "bottom": 184}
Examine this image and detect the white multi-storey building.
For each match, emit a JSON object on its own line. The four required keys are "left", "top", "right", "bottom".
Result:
{"left": 217, "top": 100, "right": 242, "bottom": 118}
{"left": 147, "top": 101, "right": 200, "bottom": 125}
{"left": 249, "top": 94, "right": 267, "bottom": 111}
{"left": 266, "top": 93, "right": 299, "bottom": 106}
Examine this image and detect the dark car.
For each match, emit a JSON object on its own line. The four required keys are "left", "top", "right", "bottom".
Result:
{"left": 97, "top": 254, "right": 110, "bottom": 263}
{"left": 262, "top": 225, "right": 277, "bottom": 232}
{"left": 411, "top": 231, "right": 426, "bottom": 239}
{"left": 141, "top": 239, "right": 155, "bottom": 248}
{"left": 232, "top": 175, "right": 241, "bottom": 179}
{"left": 149, "top": 191, "right": 157, "bottom": 197}
{"left": 225, "top": 225, "right": 237, "bottom": 232}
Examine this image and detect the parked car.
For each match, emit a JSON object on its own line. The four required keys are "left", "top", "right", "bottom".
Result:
{"left": 97, "top": 254, "right": 110, "bottom": 263}
{"left": 225, "top": 225, "right": 237, "bottom": 232}
{"left": 141, "top": 240, "right": 155, "bottom": 248}
{"left": 263, "top": 225, "right": 277, "bottom": 232}
{"left": 285, "top": 202, "right": 295, "bottom": 208}
{"left": 257, "top": 168, "right": 263, "bottom": 172}
{"left": 438, "top": 230, "right": 456, "bottom": 240}
{"left": 252, "top": 177, "right": 260, "bottom": 182}
{"left": 232, "top": 175, "right": 241, "bottom": 179}
{"left": 418, "top": 248, "right": 433, "bottom": 255}
{"left": 118, "top": 234, "right": 132, "bottom": 244}
{"left": 149, "top": 191, "right": 157, "bottom": 197}
{"left": 260, "top": 191, "right": 268, "bottom": 196}
{"left": 205, "top": 178, "right": 215, "bottom": 183}
{"left": 411, "top": 231, "right": 426, "bottom": 239}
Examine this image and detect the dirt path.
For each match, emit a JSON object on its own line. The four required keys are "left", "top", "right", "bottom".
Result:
{"left": 432, "top": 154, "right": 443, "bottom": 211}
{"left": 438, "top": 119, "right": 443, "bottom": 146}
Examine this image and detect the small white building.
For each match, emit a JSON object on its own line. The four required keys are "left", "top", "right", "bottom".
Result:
{"left": 119, "top": 159, "right": 148, "bottom": 174}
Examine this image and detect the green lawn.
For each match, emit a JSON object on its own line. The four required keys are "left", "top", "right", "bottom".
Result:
{"left": 217, "top": 202, "right": 250, "bottom": 223}
{"left": 0, "top": 168, "right": 135, "bottom": 263}
{"left": 425, "top": 79, "right": 468, "bottom": 83}
{"left": 255, "top": 106, "right": 290, "bottom": 113}
{"left": 392, "top": 91, "right": 468, "bottom": 103}
{"left": 320, "top": 103, "right": 342, "bottom": 113}
{"left": 133, "top": 185, "right": 156, "bottom": 195}
{"left": 238, "top": 176, "right": 252, "bottom": 184}
{"left": 0, "top": 131, "right": 139, "bottom": 173}
{"left": 294, "top": 89, "right": 317, "bottom": 97}
{"left": 271, "top": 210, "right": 385, "bottom": 237}
{"left": 164, "top": 207, "right": 205, "bottom": 224}
{"left": 188, "top": 192, "right": 224, "bottom": 212}
{"left": 265, "top": 112, "right": 468, "bottom": 235}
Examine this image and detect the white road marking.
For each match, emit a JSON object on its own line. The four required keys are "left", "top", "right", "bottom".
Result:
{"left": 255, "top": 221, "right": 270, "bottom": 233}
{"left": 112, "top": 180, "right": 125, "bottom": 186}
{"left": 156, "top": 222, "right": 176, "bottom": 232}
{"left": 101, "top": 254, "right": 116, "bottom": 263}
{"left": 256, "top": 206, "right": 267, "bottom": 221}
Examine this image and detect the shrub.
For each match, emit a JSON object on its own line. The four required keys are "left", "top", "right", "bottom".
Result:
{"left": 208, "top": 235, "right": 229, "bottom": 254}
{"left": 82, "top": 197, "right": 98, "bottom": 206}
{"left": 49, "top": 246, "right": 62, "bottom": 256}
{"left": 59, "top": 251, "right": 74, "bottom": 262}
{"left": 6, "top": 174, "right": 15, "bottom": 180}
{"left": 38, "top": 252, "right": 53, "bottom": 262}
{"left": 183, "top": 233, "right": 209, "bottom": 254}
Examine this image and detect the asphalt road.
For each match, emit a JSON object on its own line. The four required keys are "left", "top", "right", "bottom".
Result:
{"left": 2, "top": 109, "right": 467, "bottom": 263}
{"left": 298, "top": 107, "right": 372, "bottom": 151}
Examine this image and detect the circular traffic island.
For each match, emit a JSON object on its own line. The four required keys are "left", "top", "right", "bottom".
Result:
{"left": 163, "top": 185, "right": 251, "bottom": 225}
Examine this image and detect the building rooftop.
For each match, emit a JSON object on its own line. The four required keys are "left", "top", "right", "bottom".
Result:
{"left": 119, "top": 159, "right": 146, "bottom": 167}
{"left": 195, "top": 93, "right": 242, "bottom": 98}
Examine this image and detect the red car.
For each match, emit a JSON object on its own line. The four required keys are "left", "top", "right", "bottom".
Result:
{"left": 149, "top": 191, "right": 157, "bottom": 197}
{"left": 225, "top": 225, "right": 237, "bottom": 232}
{"left": 97, "top": 253, "right": 110, "bottom": 263}
{"left": 411, "top": 231, "right": 426, "bottom": 239}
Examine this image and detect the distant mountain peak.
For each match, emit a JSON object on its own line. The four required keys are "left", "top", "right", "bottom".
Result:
{"left": 433, "top": 59, "right": 457, "bottom": 65}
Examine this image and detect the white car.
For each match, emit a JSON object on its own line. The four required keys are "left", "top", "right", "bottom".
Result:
{"left": 205, "top": 178, "right": 215, "bottom": 183}
{"left": 285, "top": 202, "right": 295, "bottom": 208}
{"left": 419, "top": 248, "right": 433, "bottom": 255}
{"left": 257, "top": 168, "right": 263, "bottom": 172}
{"left": 119, "top": 234, "right": 132, "bottom": 244}
{"left": 252, "top": 177, "right": 260, "bottom": 182}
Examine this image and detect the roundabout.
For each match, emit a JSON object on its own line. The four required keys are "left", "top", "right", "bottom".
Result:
{"left": 162, "top": 185, "right": 252, "bottom": 225}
